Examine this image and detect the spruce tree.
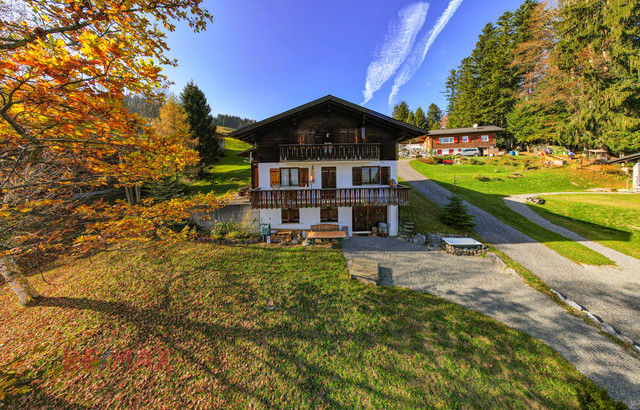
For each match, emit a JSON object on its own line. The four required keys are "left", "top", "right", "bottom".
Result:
{"left": 442, "top": 194, "right": 475, "bottom": 230}
{"left": 392, "top": 101, "right": 410, "bottom": 122}
{"left": 406, "top": 110, "right": 416, "bottom": 126}
{"left": 414, "top": 106, "right": 427, "bottom": 129}
{"left": 180, "top": 81, "right": 222, "bottom": 169}
{"left": 426, "top": 103, "right": 443, "bottom": 130}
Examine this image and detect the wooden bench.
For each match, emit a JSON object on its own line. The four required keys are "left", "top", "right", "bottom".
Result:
{"left": 307, "top": 224, "right": 347, "bottom": 245}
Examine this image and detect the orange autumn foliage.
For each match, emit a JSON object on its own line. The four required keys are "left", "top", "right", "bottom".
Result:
{"left": 0, "top": 0, "right": 221, "bottom": 263}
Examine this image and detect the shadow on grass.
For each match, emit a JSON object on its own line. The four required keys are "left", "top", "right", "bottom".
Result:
{"left": 404, "top": 176, "right": 631, "bottom": 246}
{"left": 26, "top": 260, "right": 605, "bottom": 408}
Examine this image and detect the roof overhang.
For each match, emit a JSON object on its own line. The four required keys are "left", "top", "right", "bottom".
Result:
{"left": 228, "top": 95, "right": 425, "bottom": 142}
{"left": 608, "top": 152, "right": 640, "bottom": 164}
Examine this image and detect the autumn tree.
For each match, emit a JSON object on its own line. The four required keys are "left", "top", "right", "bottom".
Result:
{"left": 0, "top": 0, "right": 225, "bottom": 305}
{"left": 180, "top": 81, "right": 222, "bottom": 170}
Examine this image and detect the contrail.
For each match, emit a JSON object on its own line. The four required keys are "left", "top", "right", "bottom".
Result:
{"left": 388, "top": 0, "right": 463, "bottom": 105}
{"left": 361, "top": 3, "right": 429, "bottom": 105}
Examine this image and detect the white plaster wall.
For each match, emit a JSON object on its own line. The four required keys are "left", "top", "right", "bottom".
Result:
{"left": 258, "top": 161, "right": 398, "bottom": 190}
{"left": 634, "top": 163, "right": 640, "bottom": 189}
{"left": 256, "top": 160, "right": 401, "bottom": 236}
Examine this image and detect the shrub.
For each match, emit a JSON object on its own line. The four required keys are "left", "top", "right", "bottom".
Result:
{"left": 442, "top": 195, "right": 475, "bottom": 230}
{"left": 419, "top": 157, "right": 438, "bottom": 165}
{"left": 226, "top": 230, "right": 245, "bottom": 240}
{"left": 211, "top": 220, "right": 237, "bottom": 238}
{"left": 474, "top": 174, "right": 490, "bottom": 182}
{"left": 469, "top": 158, "right": 482, "bottom": 165}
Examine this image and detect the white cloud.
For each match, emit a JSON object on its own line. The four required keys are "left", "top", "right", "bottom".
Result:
{"left": 388, "top": 0, "right": 463, "bottom": 105}
{"left": 361, "top": 3, "right": 429, "bottom": 105}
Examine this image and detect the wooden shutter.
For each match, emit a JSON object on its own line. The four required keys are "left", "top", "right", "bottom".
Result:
{"left": 380, "top": 166, "right": 390, "bottom": 185}
{"left": 299, "top": 168, "right": 309, "bottom": 187}
{"left": 352, "top": 167, "right": 362, "bottom": 186}
{"left": 270, "top": 168, "right": 280, "bottom": 187}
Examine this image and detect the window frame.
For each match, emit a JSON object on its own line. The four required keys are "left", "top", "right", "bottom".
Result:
{"left": 439, "top": 137, "right": 454, "bottom": 144}
{"left": 461, "top": 136, "right": 469, "bottom": 143}
{"left": 481, "top": 135, "right": 489, "bottom": 142}
{"left": 320, "top": 207, "right": 338, "bottom": 223}
{"left": 281, "top": 208, "right": 300, "bottom": 224}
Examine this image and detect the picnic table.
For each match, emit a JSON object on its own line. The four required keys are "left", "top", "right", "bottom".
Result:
{"left": 307, "top": 224, "right": 347, "bottom": 245}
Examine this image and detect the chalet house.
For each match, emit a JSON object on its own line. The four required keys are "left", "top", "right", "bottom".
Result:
{"left": 423, "top": 125, "right": 504, "bottom": 155}
{"left": 229, "top": 95, "right": 424, "bottom": 236}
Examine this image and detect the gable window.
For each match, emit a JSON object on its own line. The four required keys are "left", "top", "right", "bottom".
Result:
{"left": 481, "top": 135, "right": 489, "bottom": 142}
{"left": 271, "top": 168, "right": 309, "bottom": 187}
{"left": 320, "top": 207, "right": 338, "bottom": 222}
{"left": 281, "top": 208, "right": 300, "bottom": 223}
{"left": 461, "top": 136, "right": 469, "bottom": 142}
{"left": 439, "top": 137, "right": 454, "bottom": 144}
{"left": 352, "top": 166, "right": 390, "bottom": 186}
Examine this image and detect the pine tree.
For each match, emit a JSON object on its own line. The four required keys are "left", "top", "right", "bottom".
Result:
{"left": 414, "top": 106, "right": 427, "bottom": 129}
{"left": 392, "top": 101, "right": 410, "bottom": 122}
{"left": 180, "top": 81, "right": 222, "bottom": 168}
{"left": 426, "top": 103, "right": 443, "bottom": 130}
{"left": 442, "top": 195, "right": 475, "bottom": 230}
{"left": 406, "top": 110, "right": 416, "bottom": 126}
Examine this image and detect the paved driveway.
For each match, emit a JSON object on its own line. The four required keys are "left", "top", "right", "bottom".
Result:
{"left": 399, "top": 159, "right": 640, "bottom": 344}
{"left": 342, "top": 236, "right": 640, "bottom": 406}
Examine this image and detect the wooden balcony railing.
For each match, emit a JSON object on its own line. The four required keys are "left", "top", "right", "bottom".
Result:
{"left": 279, "top": 143, "right": 380, "bottom": 162}
{"left": 250, "top": 186, "right": 410, "bottom": 209}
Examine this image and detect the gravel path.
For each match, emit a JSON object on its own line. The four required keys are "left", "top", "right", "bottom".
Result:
{"left": 399, "top": 159, "right": 640, "bottom": 343}
{"left": 342, "top": 236, "right": 640, "bottom": 406}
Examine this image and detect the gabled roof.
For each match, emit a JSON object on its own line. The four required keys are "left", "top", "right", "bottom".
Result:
{"left": 228, "top": 95, "right": 425, "bottom": 141}
{"left": 608, "top": 152, "right": 640, "bottom": 164}
{"left": 427, "top": 125, "right": 504, "bottom": 136}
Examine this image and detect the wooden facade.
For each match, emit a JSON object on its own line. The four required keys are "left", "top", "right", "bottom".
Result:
{"left": 251, "top": 186, "right": 410, "bottom": 209}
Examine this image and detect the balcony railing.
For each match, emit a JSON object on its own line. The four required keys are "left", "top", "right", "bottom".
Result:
{"left": 279, "top": 143, "right": 380, "bottom": 162}
{"left": 250, "top": 186, "right": 410, "bottom": 209}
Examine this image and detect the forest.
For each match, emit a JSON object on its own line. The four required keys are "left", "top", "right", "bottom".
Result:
{"left": 442, "top": 0, "right": 638, "bottom": 154}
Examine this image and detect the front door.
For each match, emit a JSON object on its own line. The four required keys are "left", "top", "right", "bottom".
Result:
{"left": 352, "top": 206, "right": 387, "bottom": 232}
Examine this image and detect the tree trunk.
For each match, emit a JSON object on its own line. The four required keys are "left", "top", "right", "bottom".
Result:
{"left": 0, "top": 256, "right": 40, "bottom": 306}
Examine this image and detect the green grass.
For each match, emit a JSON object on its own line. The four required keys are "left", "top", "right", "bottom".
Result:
{"left": 409, "top": 158, "right": 618, "bottom": 266}
{"left": 0, "top": 242, "right": 611, "bottom": 408}
{"left": 187, "top": 137, "right": 252, "bottom": 197}
{"left": 529, "top": 194, "right": 640, "bottom": 260}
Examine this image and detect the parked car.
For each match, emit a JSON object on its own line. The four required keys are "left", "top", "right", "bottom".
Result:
{"left": 457, "top": 148, "right": 480, "bottom": 157}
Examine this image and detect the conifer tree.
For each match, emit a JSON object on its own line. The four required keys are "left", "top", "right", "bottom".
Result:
{"left": 426, "top": 103, "right": 443, "bottom": 130}
{"left": 442, "top": 195, "right": 475, "bottom": 230}
{"left": 392, "top": 101, "right": 411, "bottom": 122}
{"left": 180, "top": 81, "right": 222, "bottom": 169}
{"left": 414, "top": 106, "right": 427, "bottom": 129}
{"left": 406, "top": 110, "right": 416, "bottom": 126}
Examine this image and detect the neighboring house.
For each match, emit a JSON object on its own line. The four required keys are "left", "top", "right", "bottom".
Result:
{"left": 230, "top": 95, "right": 424, "bottom": 236}
{"left": 608, "top": 152, "right": 640, "bottom": 191}
{"left": 423, "top": 125, "right": 504, "bottom": 155}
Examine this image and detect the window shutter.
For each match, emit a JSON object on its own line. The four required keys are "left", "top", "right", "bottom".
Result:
{"left": 352, "top": 167, "right": 362, "bottom": 186}
{"left": 299, "top": 168, "right": 309, "bottom": 187}
{"left": 380, "top": 167, "right": 390, "bottom": 185}
{"left": 270, "top": 168, "right": 280, "bottom": 187}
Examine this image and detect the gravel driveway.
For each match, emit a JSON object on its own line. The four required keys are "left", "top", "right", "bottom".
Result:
{"left": 399, "top": 160, "right": 640, "bottom": 344}
{"left": 342, "top": 236, "right": 640, "bottom": 406}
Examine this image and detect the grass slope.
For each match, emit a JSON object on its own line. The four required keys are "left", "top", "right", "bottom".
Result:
{"left": 530, "top": 194, "right": 640, "bottom": 260}
{"left": 410, "top": 158, "right": 619, "bottom": 265}
{"left": 1, "top": 243, "right": 604, "bottom": 408}
{"left": 187, "top": 137, "right": 252, "bottom": 197}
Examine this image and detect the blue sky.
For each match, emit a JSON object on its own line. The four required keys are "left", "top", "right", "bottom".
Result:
{"left": 164, "top": 0, "right": 526, "bottom": 122}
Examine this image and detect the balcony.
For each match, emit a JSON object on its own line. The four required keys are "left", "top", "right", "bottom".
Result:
{"left": 279, "top": 143, "right": 380, "bottom": 162}
{"left": 250, "top": 186, "right": 410, "bottom": 209}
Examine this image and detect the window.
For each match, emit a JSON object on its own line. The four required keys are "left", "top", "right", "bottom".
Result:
{"left": 321, "top": 167, "right": 336, "bottom": 188}
{"left": 461, "top": 136, "right": 469, "bottom": 142}
{"left": 281, "top": 208, "right": 299, "bottom": 223}
{"left": 271, "top": 168, "right": 309, "bottom": 187}
{"left": 481, "top": 135, "right": 489, "bottom": 142}
{"left": 320, "top": 207, "right": 338, "bottom": 222}
{"left": 439, "top": 137, "right": 454, "bottom": 144}
{"left": 352, "top": 166, "right": 390, "bottom": 186}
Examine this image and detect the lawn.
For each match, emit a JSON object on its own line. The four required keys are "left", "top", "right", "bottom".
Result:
{"left": 409, "top": 157, "right": 624, "bottom": 265}
{"left": 530, "top": 194, "right": 640, "bottom": 260}
{"left": 186, "top": 137, "right": 252, "bottom": 197}
{"left": 0, "top": 242, "right": 609, "bottom": 408}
